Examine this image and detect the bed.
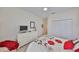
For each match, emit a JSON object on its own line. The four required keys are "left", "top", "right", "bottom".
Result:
{"left": 26, "top": 42, "right": 49, "bottom": 52}
{"left": 0, "top": 35, "right": 79, "bottom": 52}
{"left": 24, "top": 35, "right": 79, "bottom": 52}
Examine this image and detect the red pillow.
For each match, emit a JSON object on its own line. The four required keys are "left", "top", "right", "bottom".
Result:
{"left": 48, "top": 40, "right": 55, "bottom": 45}
{"left": 64, "top": 40, "right": 74, "bottom": 50}
{"left": 0, "top": 40, "right": 19, "bottom": 51}
{"left": 55, "top": 39, "right": 62, "bottom": 43}
{"left": 74, "top": 48, "right": 79, "bottom": 52}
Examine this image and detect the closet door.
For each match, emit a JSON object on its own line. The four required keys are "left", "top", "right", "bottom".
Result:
{"left": 51, "top": 19, "right": 73, "bottom": 38}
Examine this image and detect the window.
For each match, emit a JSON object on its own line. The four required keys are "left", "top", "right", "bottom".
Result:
{"left": 51, "top": 19, "right": 74, "bottom": 39}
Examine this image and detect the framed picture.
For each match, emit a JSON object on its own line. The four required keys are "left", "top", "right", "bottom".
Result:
{"left": 30, "top": 21, "right": 35, "bottom": 28}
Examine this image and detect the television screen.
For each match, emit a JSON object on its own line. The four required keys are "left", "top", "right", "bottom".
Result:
{"left": 20, "top": 26, "right": 28, "bottom": 31}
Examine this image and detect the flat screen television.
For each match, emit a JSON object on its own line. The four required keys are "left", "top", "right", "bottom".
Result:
{"left": 20, "top": 26, "right": 28, "bottom": 31}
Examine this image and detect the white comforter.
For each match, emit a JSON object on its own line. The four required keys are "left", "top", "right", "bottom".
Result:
{"left": 26, "top": 42, "right": 49, "bottom": 52}
{"left": 26, "top": 35, "right": 73, "bottom": 52}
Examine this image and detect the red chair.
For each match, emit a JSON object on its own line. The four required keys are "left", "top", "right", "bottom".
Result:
{"left": 64, "top": 40, "right": 74, "bottom": 50}
{"left": 0, "top": 40, "right": 19, "bottom": 51}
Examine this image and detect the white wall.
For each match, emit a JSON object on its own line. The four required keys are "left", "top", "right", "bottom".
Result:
{"left": 0, "top": 8, "right": 43, "bottom": 40}
{"left": 48, "top": 8, "right": 79, "bottom": 39}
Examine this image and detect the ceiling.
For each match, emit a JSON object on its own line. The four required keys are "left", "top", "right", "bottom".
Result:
{"left": 19, "top": 7, "right": 72, "bottom": 18}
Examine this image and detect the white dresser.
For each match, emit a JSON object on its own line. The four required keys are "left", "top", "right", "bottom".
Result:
{"left": 17, "top": 31, "right": 38, "bottom": 47}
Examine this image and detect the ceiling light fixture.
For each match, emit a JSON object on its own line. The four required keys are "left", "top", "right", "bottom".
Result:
{"left": 43, "top": 8, "right": 48, "bottom": 11}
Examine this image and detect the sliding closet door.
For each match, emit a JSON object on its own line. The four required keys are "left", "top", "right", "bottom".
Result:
{"left": 51, "top": 19, "right": 73, "bottom": 39}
